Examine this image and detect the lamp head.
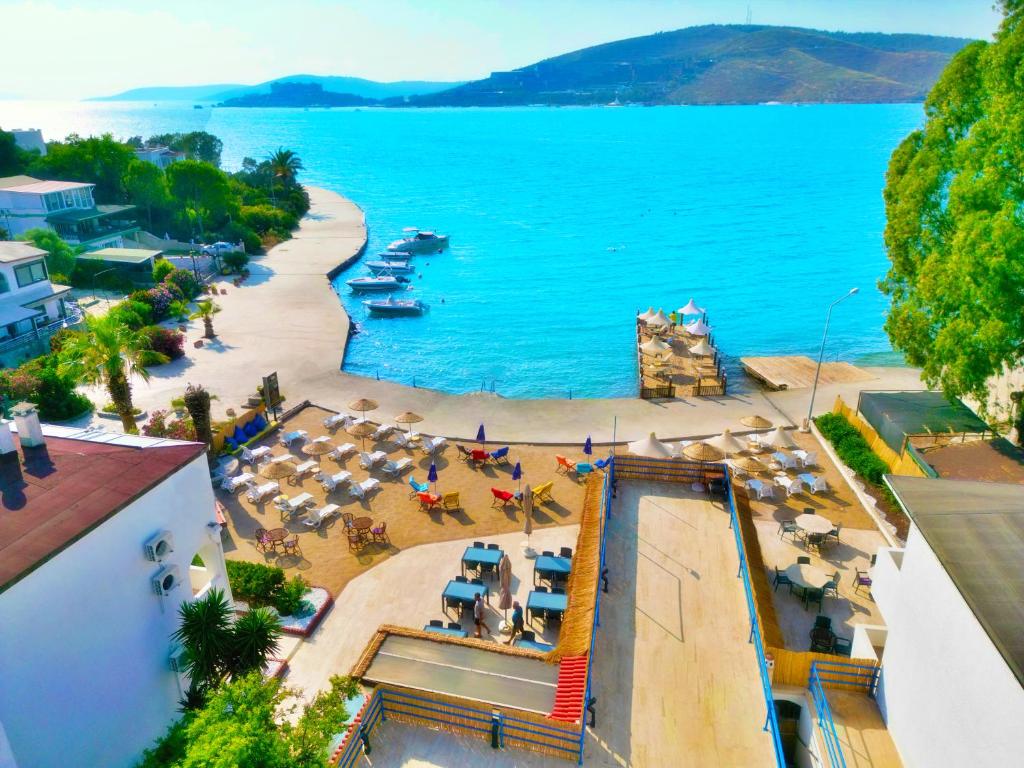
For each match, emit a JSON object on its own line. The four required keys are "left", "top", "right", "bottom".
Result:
{"left": 849, "top": 287, "right": 859, "bottom": 295}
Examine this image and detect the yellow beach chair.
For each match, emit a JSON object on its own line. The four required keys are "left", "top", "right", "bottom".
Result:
{"left": 532, "top": 481, "right": 554, "bottom": 503}
{"left": 442, "top": 491, "right": 461, "bottom": 512}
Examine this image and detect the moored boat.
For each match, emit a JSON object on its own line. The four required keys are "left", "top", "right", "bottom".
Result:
{"left": 346, "top": 275, "right": 408, "bottom": 292}
{"left": 386, "top": 228, "right": 449, "bottom": 253}
{"left": 366, "top": 259, "right": 415, "bottom": 274}
{"left": 363, "top": 297, "right": 428, "bottom": 316}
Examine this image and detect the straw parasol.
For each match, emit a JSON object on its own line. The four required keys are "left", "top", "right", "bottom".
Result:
{"left": 682, "top": 441, "right": 725, "bottom": 462}
{"left": 685, "top": 318, "right": 712, "bottom": 336}
{"left": 637, "top": 307, "right": 656, "bottom": 322}
{"left": 706, "top": 429, "right": 745, "bottom": 456}
{"left": 647, "top": 309, "right": 670, "bottom": 328}
{"left": 522, "top": 485, "right": 536, "bottom": 557}
{"left": 688, "top": 338, "right": 715, "bottom": 357}
{"left": 394, "top": 411, "right": 423, "bottom": 435}
{"left": 627, "top": 432, "right": 674, "bottom": 458}
{"left": 640, "top": 338, "right": 672, "bottom": 358}
{"left": 678, "top": 298, "right": 704, "bottom": 317}
{"left": 348, "top": 421, "right": 377, "bottom": 449}
{"left": 349, "top": 398, "right": 379, "bottom": 418}
{"left": 498, "top": 554, "right": 513, "bottom": 620}
{"left": 260, "top": 461, "right": 295, "bottom": 482}
{"left": 765, "top": 426, "right": 798, "bottom": 449}
{"left": 741, "top": 414, "right": 774, "bottom": 430}
{"left": 733, "top": 455, "right": 767, "bottom": 474}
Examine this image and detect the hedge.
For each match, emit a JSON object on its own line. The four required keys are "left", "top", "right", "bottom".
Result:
{"left": 815, "top": 411, "right": 902, "bottom": 512}
{"left": 225, "top": 560, "right": 310, "bottom": 617}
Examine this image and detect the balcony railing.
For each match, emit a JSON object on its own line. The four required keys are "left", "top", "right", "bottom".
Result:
{"left": 0, "top": 303, "right": 85, "bottom": 356}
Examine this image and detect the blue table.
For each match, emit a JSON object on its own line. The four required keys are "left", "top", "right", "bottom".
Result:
{"left": 424, "top": 624, "right": 469, "bottom": 638}
{"left": 514, "top": 637, "right": 554, "bottom": 652}
{"left": 461, "top": 546, "right": 503, "bottom": 578}
{"left": 442, "top": 580, "right": 490, "bottom": 616}
{"left": 526, "top": 590, "right": 568, "bottom": 622}
{"left": 533, "top": 555, "right": 572, "bottom": 585}
{"left": 575, "top": 462, "right": 594, "bottom": 477}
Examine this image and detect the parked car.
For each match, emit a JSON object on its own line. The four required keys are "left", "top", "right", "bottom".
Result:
{"left": 200, "top": 241, "right": 235, "bottom": 256}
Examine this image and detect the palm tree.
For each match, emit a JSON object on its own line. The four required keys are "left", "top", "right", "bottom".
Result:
{"left": 228, "top": 607, "right": 282, "bottom": 678}
{"left": 58, "top": 314, "right": 163, "bottom": 434}
{"left": 184, "top": 383, "right": 214, "bottom": 466}
{"left": 267, "top": 148, "right": 303, "bottom": 184}
{"left": 190, "top": 300, "right": 221, "bottom": 339}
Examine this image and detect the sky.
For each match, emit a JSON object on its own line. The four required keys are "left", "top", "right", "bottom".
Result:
{"left": 2, "top": 0, "right": 1005, "bottom": 99}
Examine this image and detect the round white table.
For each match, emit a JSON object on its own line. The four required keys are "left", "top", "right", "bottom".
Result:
{"left": 785, "top": 563, "right": 829, "bottom": 590}
{"left": 795, "top": 513, "right": 833, "bottom": 535}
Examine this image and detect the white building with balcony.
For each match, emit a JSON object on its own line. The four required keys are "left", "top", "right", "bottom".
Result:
{"left": 0, "top": 407, "right": 231, "bottom": 768}
{"left": 856, "top": 475, "right": 1024, "bottom": 767}
{"left": 133, "top": 145, "right": 184, "bottom": 169}
{"left": 0, "top": 175, "right": 137, "bottom": 250}
{"left": 0, "top": 241, "right": 80, "bottom": 367}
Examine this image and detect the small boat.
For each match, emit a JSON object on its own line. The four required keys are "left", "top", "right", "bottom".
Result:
{"left": 366, "top": 259, "right": 414, "bottom": 274}
{"left": 379, "top": 251, "right": 414, "bottom": 261}
{"left": 363, "top": 297, "right": 428, "bottom": 316}
{"left": 346, "top": 275, "right": 409, "bottom": 292}
{"left": 386, "top": 228, "right": 449, "bottom": 253}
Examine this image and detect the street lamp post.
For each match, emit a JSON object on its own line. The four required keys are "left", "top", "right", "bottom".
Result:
{"left": 801, "top": 288, "right": 859, "bottom": 432}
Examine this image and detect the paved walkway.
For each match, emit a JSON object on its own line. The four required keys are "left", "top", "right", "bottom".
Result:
{"left": 105, "top": 187, "right": 925, "bottom": 444}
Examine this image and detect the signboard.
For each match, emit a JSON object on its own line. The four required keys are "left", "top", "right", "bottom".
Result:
{"left": 262, "top": 372, "right": 282, "bottom": 413}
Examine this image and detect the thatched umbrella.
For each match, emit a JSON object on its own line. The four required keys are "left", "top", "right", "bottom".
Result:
{"left": 627, "top": 432, "right": 673, "bottom": 459}
{"left": 706, "top": 429, "right": 745, "bottom": 456}
{"left": 498, "top": 554, "right": 513, "bottom": 620}
{"left": 522, "top": 485, "right": 536, "bottom": 557}
{"left": 682, "top": 441, "right": 725, "bottom": 463}
{"left": 741, "top": 414, "right": 774, "bottom": 430}
{"left": 765, "top": 426, "right": 798, "bottom": 449}
{"left": 349, "top": 398, "right": 379, "bottom": 419}
{"left": 394, "top": 411, "right": 423, "bottom": 435}
{"left": 302, "top": 439, "right": 335, "bottom": 458}
{"left": 348, "top": 421, "right": 377, "bottom": 449}
{"left": 733, "top": 455, "right": 767, "bottom": 474}
{"left": 259, "top": 461, "right": 295, "bottom": 483}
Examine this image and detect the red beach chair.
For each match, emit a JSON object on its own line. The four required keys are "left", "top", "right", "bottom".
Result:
{"left": 491, "top": 487, "right": 515, "bottom": 509}
{"left": 417, "top": 491, "right": 441, "bottom": 510}
{"left": 471, "top": 449, "right": 489, "bottom": 464}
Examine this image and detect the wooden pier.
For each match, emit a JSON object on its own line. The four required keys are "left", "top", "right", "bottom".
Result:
{"left": 636, "top": 315, "right": 727, "bottom": 400}
{"left": 740, "top": 355, "right": 874, "bottom": 390}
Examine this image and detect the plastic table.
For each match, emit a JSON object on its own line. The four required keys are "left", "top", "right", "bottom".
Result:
{"left": 526, "top": 590, "right": 568, "bottom": 622}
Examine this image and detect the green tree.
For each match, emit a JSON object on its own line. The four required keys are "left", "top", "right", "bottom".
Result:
{"left": 189, "top": 299, "right": 221, "bottom": 339}
{"left": 58, "top": 314, "right": 162, "bottom": 433}
{"left": 17, "top": 228, "right": 78, "bottom": 279}
{"left": 880, "top": 1, "right": 1024, "bottom": 407}
{"left": 267, "top": 148, "right": 303, "bottom": 184}
{"left": 124, "top": 159, "right": 171, "bottom": 228}
{"left": 0, "top": 128, "right": 34, "bottom": 175}
{"left": 28, "top": 133, "right": 135, "bottom": 202}
{"left": 148, "top": 132, "right": 223, "bottom": 167}
{"left": 165, "top": 160, "right": 234, "bottom": 238}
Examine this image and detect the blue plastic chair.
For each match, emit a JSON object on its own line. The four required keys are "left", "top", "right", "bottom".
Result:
{"left": 408, "top": 476, "right": 429, "bottom": 498}
{"left": 489, "top": 446, "right": 511, "bottom": 464}
{"left": 594, "top": 457, "right": 611, "bottom": 470}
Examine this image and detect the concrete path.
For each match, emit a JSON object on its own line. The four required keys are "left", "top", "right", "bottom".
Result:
{"left": 107, "top": 187, "right": 925, "bottom": 444}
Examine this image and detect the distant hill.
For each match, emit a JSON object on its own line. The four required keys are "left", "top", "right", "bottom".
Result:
{"left": 408, "top": 25, "right": 974, "bottom": 106}
{"left": 91, "top": 75, "right": 464, "bottom": 102}
{"left": 217, "top": 82, "right": 375, "bottom": 108}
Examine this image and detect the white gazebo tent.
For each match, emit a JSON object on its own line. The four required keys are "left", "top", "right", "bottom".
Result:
{"left": 765, "top": 426, "right": 798, "bottom": 449}
{"left": 678, "top": 298, "right": 704, "bottom": 317}
{"left": 627, "top": 432, "right": 674, "bottom": 459}
{"left": 685, "top": 318, "right": 713, "bottom": 336}
{"left": 688, "top": 338, "right": 715, "bottom": 357}
{"left": 637, "top": 307, "right": 656, "bottom": 322}
{"left": 706, "top": 429, "right": 746, "bottom": 456}
{"left": 640, "top": 338, "right": 673, "bottom": 358}
{"left": 647, "top": 309, "right": 671, "bottom": 328}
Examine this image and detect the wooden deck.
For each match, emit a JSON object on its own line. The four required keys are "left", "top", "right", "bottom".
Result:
{"left": 825, "top": 690, "right": 903, "bottom": 768}
{"left": 740, "top": 356, "right": 875, "bottom": 390}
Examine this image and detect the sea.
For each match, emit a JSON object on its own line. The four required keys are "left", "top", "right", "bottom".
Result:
{"left": 0, "top": 100, "right": 921, "bottom": 398}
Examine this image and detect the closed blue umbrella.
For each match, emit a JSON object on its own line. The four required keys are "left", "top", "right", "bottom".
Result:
{"left": 476, "top": 423, "right": 486, "bottom": 447}
{"left": 428, "top": 462, "right": 438, "bottom": 491}
{"left": 512, "top": 461, "right": 522, "bottom": 492}
{"left": 584, "top": 436, "right": 593, "bottom": 456}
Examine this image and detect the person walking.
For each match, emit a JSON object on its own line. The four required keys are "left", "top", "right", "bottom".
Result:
{"left": 505, "top": 601, "right": 524, "bottom": 645}
{"left": 472, "top": 593, "right": 491, "bottom": 638}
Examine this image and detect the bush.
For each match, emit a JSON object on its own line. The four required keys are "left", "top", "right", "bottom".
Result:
{"left": 225, "top": 561, "right": 310, "bottom": 617}
{"left": 0, "top": 354, "right": 93, "bottom": 421}
{"left": 143, "top": 285, "right": 175, "bottom": 321}
{"left": 222, "top": 251, "right": 250, "bottom": 273}
{"left": 144, "top": 326, "right": 185, "bottom": 361}
{"left": 152, "top": 258, "right": 176, "bottom": 284}
{"left": 815, "top": 412, "right": 892, "bottom": 485}
{"left": 163, "top": 267, "right": 201, "bottom": 300}
{"left": 239, "top": 204, "right": 298, "bottom": 237}
{"left": 141, "top": 409, "right": 195, "bottom": 440}
{"left": 274, "top": 575, "right": 312, "bottom": 617}
{"left": 107, "top": 298, "right": 153, "bottom": 330}
{"left": 48, "top": 327, "right": 80, "bottom": 354}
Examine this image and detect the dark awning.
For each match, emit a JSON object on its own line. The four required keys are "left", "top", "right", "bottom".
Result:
{"left": 46, "top": 204, "right": 136, "bottom": 224}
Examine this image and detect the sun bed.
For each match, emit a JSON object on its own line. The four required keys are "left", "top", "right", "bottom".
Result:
{"left": 275, "top": 492, "right": 315, "bottom": 515}
{"left": 221, "top": 472, "right": 255, "bottom": 492}
{"left": 317, "top": 470, "right": 352, "bottom": 491}
{"left": 532, "top": 481, "right": 554, "bottom": 502}
{"left": 381, "top": 457, "right": 413, "bottom": 478}
{"left": 279, "top": 429, "right": 308, "bottom": 446}
{"left": 303, "top": 503, "right": 340, "bottom": 528}
{"left": 421, "top": 436, "right": 447, "bottom": 454}
{"left": 328, "top": 443, "right": 356, "bottom": 461}
{"left": 371, "top": 424, "right": 396, "bottom": 441}
{"left": 359, "top": 450, "right": 388, "bottom": 469}
{"left": 489, "top": 446, "right": 510, "bottom": 464}
{"left": 349, "top": 477, "right": 381, "bottom": 498}
{"left": 294, "top": 459, "right": 319, "bottom": 479}
{"left": 246, "top": 481, "right": 280, "bottom": 503}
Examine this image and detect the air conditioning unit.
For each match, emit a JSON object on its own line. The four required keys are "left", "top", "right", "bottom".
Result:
{"left": 168, "top": 646, "right": 189, "bottom": 673}
{"left": 151, "top": 565, "right": 180, "bottom": 597}
{"left": 143, "top": 531, "right": 174, "bottom": 562}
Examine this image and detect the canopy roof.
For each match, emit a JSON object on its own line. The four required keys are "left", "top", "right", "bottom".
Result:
{"left": 637, "top": 307, "right": 656, "bottom": 321}
{"left": 640, "top": 338, "right": 672, "bottom": 357}
{"left": 647, "top": 309, "right": 670, "bottom": 327}
{"left": 78, "top": 247, "right": 160, "bottom": 264}
{"left": 678, "top": 298, "right": 704, "bottom": 316}
{"left": 688, "top": 339, "right": 715, "bottom": 356}
{"left": 885, "top": 475, "right": 1024, "bottom": 688}
{"left": 858, "top": 391, "right": 989, "bottom": 454}
{"left": 627, "top": 432, "right": 673, "bottom": 458}
{"left": 685, "top": 318, "right": 712, "bottom": 336}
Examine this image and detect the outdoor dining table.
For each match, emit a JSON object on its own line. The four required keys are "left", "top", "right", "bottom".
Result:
{"left": 441, "top": 580, "right": 490, "bottom": 614}
{"left": 266, "top": 528, "right": 289, "bottom": 545}
{"left": 351, "top": 517, "right": 373, "bottom": 536}
{"left": 424, "top": 624, "right": 469, "bottom": 638}
{"left": 784, "top": 563, "right": 829, "bottom": 590}
{"left": 461, "top": 546, "right": 503, "bottom": 577}
{"left": 772, "top": 451, "right": 798, "bottom": 469}
{"left": 526, "top": 590, "right": 568, "bottom": 622}
{"left": 514, "top": 637, "right": 555, "bottom": 652}
{"left": 533, "top": 555, "right": 572, "bottom": 585}
{"left": 795, "top": 513, "right": 833, "bottom": 536}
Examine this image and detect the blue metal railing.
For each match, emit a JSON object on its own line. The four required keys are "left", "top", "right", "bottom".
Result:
{"left": 809, "top": 662, "right": 846, "bottom": 768}
{"left": 808, "top": 660, "right": 881, "bottom": 768}
{"left": 334, "top": 689, "right": 384, "bottom": 768}
{"left": 724, "top": 469, "right": 787, "bottom": 767}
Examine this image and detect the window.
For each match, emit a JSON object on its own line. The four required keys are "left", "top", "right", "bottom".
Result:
{"left": 14, "top": 260, "right": 47, "bottom": 288}
{"left": 63, "top": 191, "right": 75, "bottom": 208}
{"left": 0, "top": 273, "right": 9, "bottom": 294}
{"left": 45, "top": 193, "right": 62, "bottom": 211}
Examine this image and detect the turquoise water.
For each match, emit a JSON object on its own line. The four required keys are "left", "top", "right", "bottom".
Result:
{"left": 0, "top": 101, "right": 922, "bottom": 398}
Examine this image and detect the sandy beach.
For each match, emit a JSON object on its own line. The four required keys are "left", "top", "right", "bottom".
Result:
{"left": 108, "top": 186, "right": 925, "bottom": 443}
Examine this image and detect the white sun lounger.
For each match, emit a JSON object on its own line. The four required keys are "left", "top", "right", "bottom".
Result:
{"left": 380, "top": 457, "right": 413, "bottom": 478}
{"left": 316, "top": 470, "right": 352, "bottom": 491}
{"left": 275, "top": 491, "right": 315, "bottom": 514}
{"left": 222, "top": 472, "right": 255, "bottom": 492}
{"left": 240, "top": 446, "right": 272, "bottom": 465}
{"left": 392, "top": 431, "right": 419, "bottom": 449}
{"left": 360, "top": 450, "right": 388, "bottom": 469}
{"left": 280, "top": 429, "right": 308, "bottom": 446}
{"left": 246, "top": 481, "right": 280, "bottom": 503}
{"left": 371, "top": 424, "right": 395, "bottom": 441}
{"left": 271, "top": 453, "right": 297, "bottom": 465}
{"left": 746, "top": 479, "right": 774, "bottom": 500}
{"left": 323, "top": 413, "right": 349, "bottom": 429}
{"left": 794, "top": 449, "right": 817, "bottom": 468}
{"left": 294, "top": 459, "right": 319, "bottom": 479}
{"left": 420, "top": 436, "right": 447, "bottom": 454}
{"left": 349, "top": 477, "right": 381, "bottom": 498}
{"left": 328, "top": 443, "right": 357, "bottom": 461}
{"left": 304, "top": 503, "right": 341, "bottom": 528}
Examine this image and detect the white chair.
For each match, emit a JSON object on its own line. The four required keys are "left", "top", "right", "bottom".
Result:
{"left": 420, "top": 436, "right": 447, "bottom": 454}
{"left": 279, "top": 429, "right": 308, "bottom": 446}
{"left": 776, "top": 476, "right": 804, "bottom": 497}
{"left": 381, "top": 457, "right": 413, "bottom": 478}
{"left": 747, "top": 479, "right": 775, "bottom": 500}
{"left": 294, "top": 459, "right": 319, "bottom": 480}
{"left": 246, "top": 481, "right": 280, "bottom": 503}
{"left": 371, "top": 424, "right": 395, "bottom": 441}
{"left": 328, "top": 443, "right": 357, "bottom": 461}
{"left": 271, "top": 453, "right": 297, "bottom": 465}
{"left": 349, "top": 478, "right": 381, "bottom": 499}
{"left": 795, "top": 450, "right": 817, "bottom": 468}
{"left": 360, "top": 450, "right": 388, "bottom": 469}
{"left": 799, "top": 473, "right": 829, "bottom": 493}
{"left": 317, "top": 470, "right": 352, "bottom": 491}
{"left": 241, "top": 446, "right": 271, "bottom": 465}
{"left": 222, "top": 472, "right": 255, "bottom": 492}
{"left": 392, "top": 431, "right": 419, "bottom": 449}
{"left": 323, "top": 413, "right": 350, "bottom": 429}
{"left": 304, "top": 503, "right": 340, "bottom": 528}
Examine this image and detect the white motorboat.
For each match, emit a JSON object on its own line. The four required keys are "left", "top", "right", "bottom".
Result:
{"left": 363, "top": 297, "right": 427, "bottom": 316}
{"left": 366, "top": 259, "right": 415, "bottom": 274}
{"left": 346, "top": 275, "right": 408, "bottom": 292}
{"left": 386, "top": 228, "right": 449, "bottom": 253}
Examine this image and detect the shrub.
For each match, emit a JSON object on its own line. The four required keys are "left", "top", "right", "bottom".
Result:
{"left": 144, "top": 326, "right": 185, "bottom": 361}
{"left": 141, "top": 409, "right": 195, "bottom": 440}
{"left": 273, "top": 575, "right": 312, "bottom": 617}
{"left": 0, "top": 354, "right": 92, "bottom": 421}
{"left": 143, "top": 285, "right": 175, "bottom": 321}
{"left": 163, "top": 267, "right": 201, "bottom": 300}
{"left": 152, "top": 258, "right": 175, "bottom": 283}
{"left": 222, "top": 251, "right": 250, "bottom": 272}
{"left": 815, "top": 412, "right": 895, "bottom": 491}
{"left": 225, "top": 560, "right": 286, "bottom": 606}
{"left": 107, "top": 298, "right": 153, "bottom": 330}
{"left": 48, "top": 327, "right": 80, "bottom": 354}
{"left": 239, "top": 204, "right": 298, "bottom": 237}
